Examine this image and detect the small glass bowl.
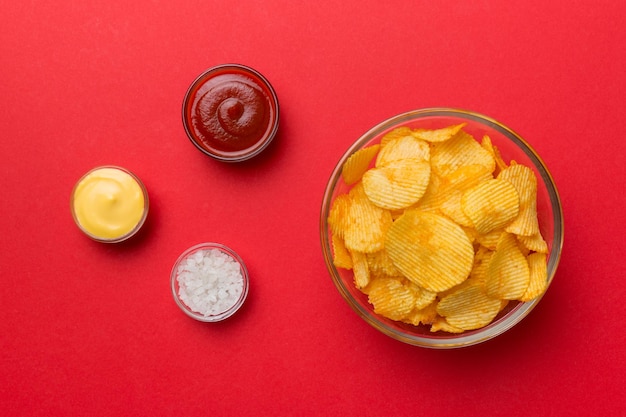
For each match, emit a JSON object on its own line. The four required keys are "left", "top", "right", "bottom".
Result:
{"left": 70, "top": 166, "right": 149, "bottom": 243}
{"left": 171, "top": 243, "right": 249, "bottom": 322}
{"left": 182, "top": 64, "right": 280, "bottom": 162}
{"left": 320, "top": 108, "right": 564, "bottom": 348}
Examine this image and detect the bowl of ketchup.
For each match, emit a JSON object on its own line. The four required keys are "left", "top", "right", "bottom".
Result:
{"left": 182, "top": 64, "right": 280, "bottom": 162}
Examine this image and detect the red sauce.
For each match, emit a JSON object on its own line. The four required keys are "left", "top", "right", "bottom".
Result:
{"left": 183, "top": 65, "right": 279, "bottom": 161}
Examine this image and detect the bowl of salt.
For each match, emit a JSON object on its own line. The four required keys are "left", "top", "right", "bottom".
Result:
{"left": 171, "top": 243, "right": 249, "bottom": 322}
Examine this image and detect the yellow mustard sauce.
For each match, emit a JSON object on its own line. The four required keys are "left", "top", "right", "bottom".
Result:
{"left": 72, "top": 167, "right": 146, "bottom": 241}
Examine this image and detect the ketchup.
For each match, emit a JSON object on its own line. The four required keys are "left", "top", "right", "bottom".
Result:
{"left": 183, "top": 65, "right": 279, "bottom": 162}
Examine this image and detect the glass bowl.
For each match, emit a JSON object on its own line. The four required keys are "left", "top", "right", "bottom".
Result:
{"left": 320, "top": 108, "right": 563, "bottom": 348}
{"left": 171, "top": 243, "right": 249, "bottom": 322}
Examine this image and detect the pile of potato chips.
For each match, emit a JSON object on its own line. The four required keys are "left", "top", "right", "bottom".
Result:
{"left": 328, "top": 123, "right": 549, "bottom": 333}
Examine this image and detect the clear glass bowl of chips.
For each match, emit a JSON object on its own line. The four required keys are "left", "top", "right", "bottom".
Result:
{"left": 320, "top": 108, "right": 564, "bottom": 348}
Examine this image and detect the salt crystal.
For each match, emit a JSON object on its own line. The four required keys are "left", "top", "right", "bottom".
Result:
{"left": 193, "top": 250, "right": 204, "bottom": 264}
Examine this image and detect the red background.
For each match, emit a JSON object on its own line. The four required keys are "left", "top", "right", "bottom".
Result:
{"left": 2, "top": 1, "right": 625, "bottom": 415}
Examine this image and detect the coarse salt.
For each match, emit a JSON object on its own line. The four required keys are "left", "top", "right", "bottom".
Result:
{"left": 176, "top": 248, "right": 244, "bottom": 317}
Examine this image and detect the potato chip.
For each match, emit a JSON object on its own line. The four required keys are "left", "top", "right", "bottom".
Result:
{"left": 380, "top": 127, "right": 413, "bottom": 147}
{"left": 517, "top": 242, "right": 531, "bottom": 257}
{"left": 519, "top": 252, "right": 548, "bottom": 301}
{"left": 439, "top": 194, "right": 474, "bottom": 228}
{"left": 475, "top": 227, "right": 505, "bottom": 250}
{"left": 430, "top": 129, "right": 495, "bottom": 177}
{"left": 331, "top": 234, "right": 352, "bottom": 270}
{"left": 362, "top": 159, "right": 431, "bottom": 210}
{"left": 498, "top": 162, "right": 540, "bottom": 237}
{"left": 406, "top": 282, "right": 438, "bottom": 310}
{"left": 351, "top": 250, "right": 370, "bottom": 289}
{"left": 430, "top": 317, "right": 465, "bottom": 333}
{"left": 439, "top": 192, "right": 475, "bottom": 227}
{"left": 518, "top": 231, "right": 549, "bottom": 254}
{"left": 441, "top": 164, "right": 494, "bottom": 196}
{"left": 385, "top": 210, "right": 474, "bottom": 292}
{"left": 341, "top": 144, "right": 380, "bottom": 185}
{"left": 366, "top": 249, "right": 401, "bottom": 278}
{"left": 438, "top": 249, "right": 491, "bottom": 299}
{"left": 367, "top": 277, "right": 416, "bottom": 321}
{"left": 410, "top": 170, "right": 443, "bottom": 212}
{"left": 403, "top": 301, "right": 439, "bottom": 327}
{"left": 411, "top": 123, "right": 466, "bottom": 143}
{"left": 461, "top": 178, "right": 520, "bottom": 234}
{"left": 481, "top": 135, "right": 508, "bottom": 174}
{"left": 343, "top": 183, "right": 393, "bottom": 253}
{"left": 461, "top": 226, "right": 479, "bottom": 245}
{"left": 376, "top": 135, "right": 430, "bottom": 167}
{"left": 437, "top": 284, "right": 503, "bottom": 330}
{"left": 327, "top": 194, "right": 351, "bottom": 239}
{"left": 417, "top": 164, "right": 492, "bottom": 225}
{"left": 469, "top": 246, "right": 494, "bottom": 284}
{"left": 485, "top": 233, "right": 530, "bottom": 300}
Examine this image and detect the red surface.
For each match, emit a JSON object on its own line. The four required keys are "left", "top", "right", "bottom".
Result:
{"left": 2, "top": 1, "right": 625, "bottom": 415}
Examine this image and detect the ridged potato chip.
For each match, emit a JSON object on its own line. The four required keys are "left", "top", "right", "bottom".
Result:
{"left": 366, "top": 249, "right": 401, "bottom": 278}
{"left": 520, "top": 252, "right": 548, "bottom": 301}
{"left": 411, "top": 123, "right": 466, "bottom": 143}
{"left": 341, "top": 144, "right": 380, "bottom": 185}
{"left": 385, "top": 210, "right": 474, "bottom": 292}
{"left": 461, "top": 226, "right": 479, "bottom": 245}
{"left": 403, "top": 302, "right": 439, "bottom": 327}
{"left": 362, "top": 159, "right": 431, "bottom": 210}
{"left": 498, "top": 162, "right": 540, "bottom": 237}
{"left": 518, "top": 231, "right": 549, "bottom": 254}
{"left": 376, "top": 135, "right": 430, "bottom": 167}
{"left": 439, "top": 192, "right": 475, "bottom": 227}
{"left": 327, "top": 194, "right": 351, "bottom": 239}
{"left": 331, "top": 234, "right": 352, "bottom": 270}
{"left": 430, "top": 317, "right": 465, "bottom": 333}
{"left": 432, "top": 165, "right": 494, "bottom": 223}
{"left": 437, "top": 249, "right": 491, "bottom": 300}
{"left": 469, "top": 247, "right": 494, "bottom": 285}
{"left": 461, "top": 178, "right": 520, "bottom": 234}
{"left": 485, "top": 233, "right": 530, "bottom": 300}
{"left": 441, "top": 164, "right": 494, "bottom": 198}
{"left": 380, "top": 127, "right": 413, "bottom": 147}
{"left": 351, "top": 250, "right": 370, "bottom": 289}
{"left": 343, "top": 183, "right": 393, "bottom": 253}
{"left": 406, "top": 282, "right": 438, "bottom": 310}
{"left": 410, "top": 170, "right": 443, "bottom": 212}
{"left": 437, "top": 284, "right": 503, "bottom": 330}
{"left": 430, "top": 129, "right": 495, "bottom": 177}
{"left": 481, "top": 135, "right": 508, "bottom": 174}
{"left": 367, "top": 277, "right": 416, "bottom": 321}
{"left": 475, "top": 227, "right": 505, "bottom": 250}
